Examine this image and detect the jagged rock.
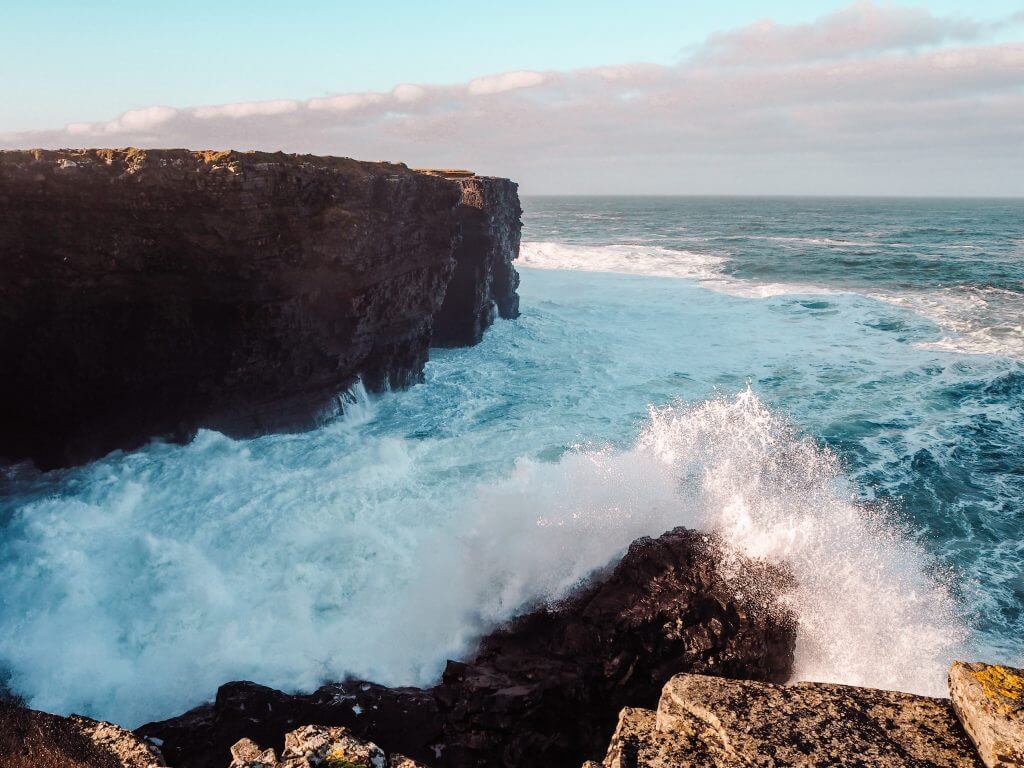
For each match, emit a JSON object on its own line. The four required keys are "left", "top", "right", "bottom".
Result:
{"left": 228, "top": 725, "right": 392, "bottom": 768}
{"left": 282, "top": 725, "right": 386, "bottom": 768}
{"left": 229, "top": 738, "right": 278, "bottom": 767}
{"left": 949, "top": 662, "right": 1024, "bottom": 768}
{"left": 589, "top": 672, "right": 983, "bottom": 767}
{"left": 0, "top": 699, "right": 165, "bottom": 767}
{"left": 0, "top": 149, "right": 520, "bottom": 470}
{"left": 139, "top": 527, "right": 795, "bottom": 768}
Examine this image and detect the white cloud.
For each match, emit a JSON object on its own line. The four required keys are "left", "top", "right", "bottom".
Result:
{"left": 466, "top": 70, "right": 549, "bottom": 95}
{"left": 193, "top": 99, "right": 299, "bottom": 120}
{"left": 307, "top": 92, "right": 387, "bottom": 112}
{"left": 4, "top": 2, "right": 1022, "bottom": 195}
{"left": 391, "top": 83, "right": 428, "bottom": 103}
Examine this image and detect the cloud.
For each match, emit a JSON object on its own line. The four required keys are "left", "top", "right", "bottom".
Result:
{"left": 467, "top": 70, "right": 550, "bottom": 95}
{"left": 193, "top": 100, "right": 299, "bottom": 120}
{"left": 691, "top": 2, "right": 984, "bottom": 65}
{"left": 3, "top": 2, "right": 1023, "bottom": 195}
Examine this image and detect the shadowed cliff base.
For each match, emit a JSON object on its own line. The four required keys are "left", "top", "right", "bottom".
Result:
{"left": 0, "top": 149, "right": 520, "bottom": 470}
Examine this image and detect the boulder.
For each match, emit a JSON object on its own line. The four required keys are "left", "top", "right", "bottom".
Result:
{"left": 949, "top": 662, "right": 1024, "bottom": 768}
{"left": 139, "top": 527, "right": 795, "bottom": 768}
{"left": 590, "top": 672, "right": 983, "bottom": 767}
{"left": 227, "top": 725, "right": 390, "bottom": 768}
{"left": 0, "top": 699, "right": 165, "bottom": 767}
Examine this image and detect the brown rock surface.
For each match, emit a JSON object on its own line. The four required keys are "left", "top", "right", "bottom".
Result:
{"left": 949, "top": 662, "right": 1024, "bottom": 768}
{"left": 138, "top": 527, "right": 795, "bottom": 768}
{"left": 0, "top": 699, "right": 165, "bottom": 767}
{"left": 590, "top": 672, "right": 983, "bottom": 767}
{"left": 0, "top": 149, "right": 520, "bottom": 469}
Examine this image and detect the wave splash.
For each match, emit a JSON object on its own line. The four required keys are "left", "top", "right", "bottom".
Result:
{"left": 405, "top": 388, "right": 967, "bottom": 697}
{"left": 0, "top": 389, "right": 966, "bottom": 725}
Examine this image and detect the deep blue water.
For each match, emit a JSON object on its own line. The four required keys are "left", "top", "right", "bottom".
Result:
{"left": 1, "top": 196, "right": 1022, "bottom": 726}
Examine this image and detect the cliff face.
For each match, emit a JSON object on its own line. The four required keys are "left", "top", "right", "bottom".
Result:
{"left": 428, "top": 172, "right": 521, "bottom": 346}
{"left": 0, "top": 150, "right": 521, "bottom": 469}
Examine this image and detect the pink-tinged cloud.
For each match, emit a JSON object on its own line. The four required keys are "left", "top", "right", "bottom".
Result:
{"left": 3, "top": 2, "right": 1023, "bottom": 195}
{"left": 692, "top": 1, "right": 984, "bottom": 65}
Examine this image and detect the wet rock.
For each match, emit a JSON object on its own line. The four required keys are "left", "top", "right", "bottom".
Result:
{"left": 0, "top": 699, "right": 165, "bottom": 767}
{"left": 590, "top": 672, "right": 983, "bottom": 767}
{"left": 139, "top": 527, "right": 795, "bottom": 768}
{"left": 0, "top": 149, "right": 520, "bottom": 470}
{"left": 949, "top": 661, "right": 1024, "bottom": 768}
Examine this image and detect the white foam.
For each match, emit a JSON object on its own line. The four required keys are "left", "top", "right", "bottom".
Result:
{"left": 354, "top": 388, "right": 968, "bottom": 698}
{"left": 871, "top": 286, "right": 1024, "bottom": 359}
{"left": 519, "top": 241, "right": 836, "bottom": 298}
{"left": 0, "top": 387, "right": 966, "bottom": 725}
{"left": 521, "top": 240, "right": 1024, "bottom": 359}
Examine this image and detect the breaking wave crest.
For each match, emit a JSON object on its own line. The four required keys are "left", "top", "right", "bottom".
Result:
{"left": 424, "top": 388, "right": 967, "bottom": 696}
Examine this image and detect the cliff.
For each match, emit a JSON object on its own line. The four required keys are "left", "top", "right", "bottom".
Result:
{"left": 0, "top": 150, "right": 521, "bottom": 470}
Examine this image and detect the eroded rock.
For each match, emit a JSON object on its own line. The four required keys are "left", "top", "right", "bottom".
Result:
{"left": 949, "top": 661, "right": 1024, "bottom": 768}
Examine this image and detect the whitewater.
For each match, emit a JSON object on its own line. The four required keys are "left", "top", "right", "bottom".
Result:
{"left": 2, "top": 196, "right": 1022, "bottom": 727}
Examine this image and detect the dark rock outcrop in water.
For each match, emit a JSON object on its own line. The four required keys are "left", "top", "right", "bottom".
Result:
{"left": 139, "top": 528, "right": 795, "bottom": 768}
{"left": 0, "top": 150, "right": 521, "bottom": 470}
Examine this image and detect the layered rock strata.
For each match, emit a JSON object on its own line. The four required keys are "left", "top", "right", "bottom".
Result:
{"left": 0, "top": 149, "right": 521, "bottom": 470}
{"left": 138, "top": 528, "right": 796, "bottom": 768}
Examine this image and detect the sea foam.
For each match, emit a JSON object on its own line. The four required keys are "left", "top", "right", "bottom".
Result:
{"left": 0, "top": 385, "right": 965, "bottom": 726}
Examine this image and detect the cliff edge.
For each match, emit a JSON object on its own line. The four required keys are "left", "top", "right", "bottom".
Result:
{"left": 0, "top": 149, "right": 521, "bottom": 469}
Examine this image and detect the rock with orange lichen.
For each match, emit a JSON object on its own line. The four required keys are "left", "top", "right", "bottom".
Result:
{"left": 950, "top": 662, "right": 1024, "bottom": 768}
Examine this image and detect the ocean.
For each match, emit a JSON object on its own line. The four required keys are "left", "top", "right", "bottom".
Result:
{"left": 1, "top": 196, "right": 1022, "bottom": 727}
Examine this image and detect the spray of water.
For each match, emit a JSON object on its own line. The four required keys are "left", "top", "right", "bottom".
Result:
{"left": 0, "top": 388, "right": 966, "bottom": 726}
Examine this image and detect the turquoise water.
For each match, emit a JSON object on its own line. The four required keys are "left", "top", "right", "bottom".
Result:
{"left": 1, "top": 196, "right": 1022, "bottom": 727}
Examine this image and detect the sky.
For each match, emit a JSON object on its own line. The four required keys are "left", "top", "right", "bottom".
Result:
{"left": 2, "top": 1, "right": 1023, "bottom": 195}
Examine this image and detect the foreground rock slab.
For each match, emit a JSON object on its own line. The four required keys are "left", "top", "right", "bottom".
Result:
{"left": 228, "top": 724, "right": 427, "bottom": 768}
{"left": 0, "top": 699, "right": 165, "bottom": 767}
{"left": 0, "top": 149, "right": 520, "bottom": 469}
{"left": 949, "top": 662, "right": 1024, "bottom": 768}
{"left": 590, "top": 672, "right": 983, "bottom": 768}
{"left": 139, "top": 527, "right": 796, "bottom": 768}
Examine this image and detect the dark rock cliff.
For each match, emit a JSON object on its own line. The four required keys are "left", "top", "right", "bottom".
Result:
{"left": 0, "top": 150, "right": 521, "bottom": 470}
{"left": 138, "top": 528, "right": 796, "bottom": 768}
